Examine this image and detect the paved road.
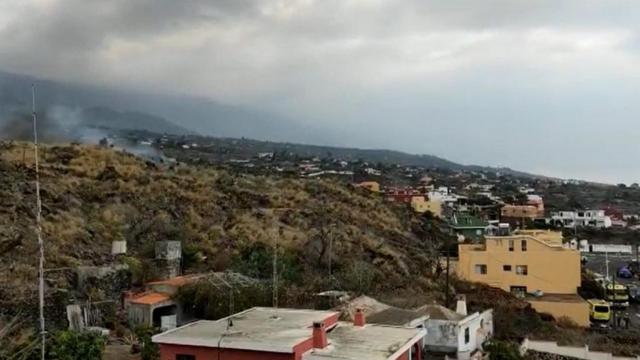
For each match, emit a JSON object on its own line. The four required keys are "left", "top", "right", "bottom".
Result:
{"left": 582, "top": 253, "right": 640, "bottom": 330}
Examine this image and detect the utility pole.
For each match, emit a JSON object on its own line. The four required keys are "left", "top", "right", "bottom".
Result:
{"left": 272, "top": 229, "right": 279, "bottom": 313}
{"left": 32, "top": 84, "right": 46, "bottom": 360}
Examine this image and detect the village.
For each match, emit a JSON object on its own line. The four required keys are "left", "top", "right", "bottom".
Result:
{"left": 19, "top": 131, "right": 638, "bottom": 360}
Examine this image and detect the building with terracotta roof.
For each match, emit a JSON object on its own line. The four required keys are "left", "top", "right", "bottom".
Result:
{"left": 152, "top": 307, "right": 426, "bottom": 360}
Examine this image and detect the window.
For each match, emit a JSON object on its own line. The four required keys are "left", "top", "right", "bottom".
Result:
{"left": 503, "top": 265, "right": 512, "bottom": 271}
{"left": 176, "top": 355, "right": 196, "bottom": 360}
{"left": 516, "top": 265, "right": 528, "bottom": 275}
{"left": 464, "top": 327, "right": 470, "bottom": 344}
{"left": 521, "top": 239, "right": 527, "bottom": 251}
{"left": 474, "top": 264, "right": 487, "bottom": 275}
{"left": 508, "top": 240, "right": 514, "bottom": 252}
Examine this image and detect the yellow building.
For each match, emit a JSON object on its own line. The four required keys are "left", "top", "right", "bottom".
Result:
{"left": 410, "top": 196, "right": 442, "bottom": 217}
{"left": 457, "top": 231, "right": 589, "bottom": 327}
{"left": 355, "top": 181, "right": 380, "bottom": 193}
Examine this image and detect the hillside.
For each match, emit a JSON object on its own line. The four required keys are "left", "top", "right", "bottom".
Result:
{"left": 0, "top": 142, "right": 437, "bottom": 306}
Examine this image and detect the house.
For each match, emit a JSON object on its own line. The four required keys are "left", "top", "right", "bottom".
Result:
{"left": 457, "top": 230, "right": 589, "bottom": 327}
{"left": 448, "top": 214, "right": 489, "bottom": 242}
{"left": 411, "top": 196, "right": 443, "bottom": 217}
{"left": 500, "top": 205, "right": 539, "bottom": 225}
{"left": 416, "top": 297, "right": 493, "bottom": 360}
{"left": 355, "top": 181, "right": 381, "bottom": 193}
{"left": 385, "top": 187, "right": 425, "bottom": 203}
{"left": 125, "top": 274, "right": 206, "bottom": 329}
{"left": 548, "top": 210, "right": 612, "bottom": 229}
{"left": 343, "top": 296, "right": 493, "bottom": 360}
{"left": 428, "top": 187, "right": 460, "bottom": 205}
{"left": 152, "top": 307, "right": 426, "bottom": 360}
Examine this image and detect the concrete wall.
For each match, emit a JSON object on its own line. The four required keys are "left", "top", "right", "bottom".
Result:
{"left": 522, "top": 339, "right": 640, "bottom": 360}
{"left": 425, "top": 310, "right": 493, "bottom": 359}
{"left": 529, "top": 299, "right": 590, "bottom": 327}
{"left": 159, "top": 344, "right": 296, "bottom": 360}
{"left": 458, "top": 235, "right": 581, "bottom": 294}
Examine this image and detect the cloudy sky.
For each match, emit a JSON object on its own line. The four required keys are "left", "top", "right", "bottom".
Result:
{"left": 1, "top": 0, "right": 639, "bottom": 183}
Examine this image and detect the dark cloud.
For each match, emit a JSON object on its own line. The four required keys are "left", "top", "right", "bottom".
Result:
{"left": 1, "top": 0, "right": 640, "bottom": 182}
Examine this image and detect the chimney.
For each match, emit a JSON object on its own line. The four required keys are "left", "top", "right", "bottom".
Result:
{"left": 456, "top": 295, "right": 468, "bottom": 316}
{"left": 312, "top": 321, "right": 328, "bottom": 349}
{"left": 354, "top": 308, "right": 366, "bottom": 327}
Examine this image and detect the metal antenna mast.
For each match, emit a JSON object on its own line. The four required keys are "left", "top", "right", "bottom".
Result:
{"left": 32, "top": 84, "right": 46, "bottom": 360}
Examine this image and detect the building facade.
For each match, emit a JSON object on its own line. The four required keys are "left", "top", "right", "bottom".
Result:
{"left": 549, "top": 210, "right": 612, "bottom": 229}
{"left": 457, "top": 231, "right": 589, "bottom": 327}
{"left": 411, "top": 196, "right": 443, "bottom": 217}
{"left": 153, "top": 307, "right": 425, "bottom": 360}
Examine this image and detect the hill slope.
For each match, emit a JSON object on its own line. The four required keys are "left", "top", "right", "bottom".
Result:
{"left": 0, "top": 142, "right": 436, "bottom": 303}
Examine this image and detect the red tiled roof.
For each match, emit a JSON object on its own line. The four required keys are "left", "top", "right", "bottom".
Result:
{"left": 129, "top": 292, "right": 171, "bottom": 305}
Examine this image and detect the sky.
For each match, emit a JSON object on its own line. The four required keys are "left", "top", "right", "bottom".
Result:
{"left": 1, "top": 0, "right": 640, "bottom": 183}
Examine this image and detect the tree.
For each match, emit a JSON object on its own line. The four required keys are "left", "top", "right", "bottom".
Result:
{"left": 48, "top": 330, "right": 106, "bottom": 360}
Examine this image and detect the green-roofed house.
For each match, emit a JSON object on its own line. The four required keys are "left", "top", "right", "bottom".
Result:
{"left": 448, "top": 214, "right": 489, "bottom": 242}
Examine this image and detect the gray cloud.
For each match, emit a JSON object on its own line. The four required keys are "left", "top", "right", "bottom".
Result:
{"left": 1, "top": 0, "right": 640, "bottom": 183}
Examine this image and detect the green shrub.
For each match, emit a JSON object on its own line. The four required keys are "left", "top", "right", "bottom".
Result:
{"left": 48, "top": 330, "right": 106, "bottom": 360}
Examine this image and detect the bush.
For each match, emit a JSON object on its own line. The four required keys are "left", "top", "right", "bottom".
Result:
{"left": 134, "top": 326, "right": 160, "bottom": 360}
{"left": 48, "top": 330, "right": 106, "bottom": 360}
{"left": 484, "top": 340, "right": 523, "bottom": 360}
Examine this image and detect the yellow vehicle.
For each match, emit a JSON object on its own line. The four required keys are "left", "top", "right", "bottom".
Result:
{"left": 588, "top": 299, "right": 611, "bottom": 323}
{"left": 604, "top": 283, "right": 629, "bottom": 307}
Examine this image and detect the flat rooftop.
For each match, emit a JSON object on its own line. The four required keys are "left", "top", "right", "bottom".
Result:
{"left": 306, "top": 323, "right": 425, "bottom": 360}
{"left": 152, "top": 307, "right": 339, "bottom": 353}
{"left": 526, "top": 293, "right": 587, "bottom": 304}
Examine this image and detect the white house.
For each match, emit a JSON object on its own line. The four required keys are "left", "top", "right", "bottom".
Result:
{"left": 416, "top": 297, "right": 493, "bottom": 360}
{"left": 549, "top": 210, "right": 612, "bottom": 229}
{"left": 428, "top": 187, "right": 460, "bottom": 204}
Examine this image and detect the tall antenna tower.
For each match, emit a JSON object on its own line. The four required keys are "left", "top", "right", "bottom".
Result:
{"left": 32, "top": 84, "right": 46, "bottom": 360}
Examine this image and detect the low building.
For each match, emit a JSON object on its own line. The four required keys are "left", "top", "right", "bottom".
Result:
{"left": 126, "top": 274, "right": 213, "bottom": 329}
{"left": 385, "top": 187, "right": 425, "bottom": 203}
{"left": 448, "top": 214, "right": 489, "bottom": 242}
{"left": 416, "top": 298, "right": 493, "bottom": 360}
{"left": 355, "top": 181, "right": 381, "bottom": 193}
{"left": 548, "top": 210, "right": 612, "bottom": 229}
{"left": 411, "top": 196, "right": 443, "bottom": 217}
{"left": 457, "top": 230, "right": 589, "bottom": 327}
{"left": 152, "top": 307, "right": 426, "bottom": 360}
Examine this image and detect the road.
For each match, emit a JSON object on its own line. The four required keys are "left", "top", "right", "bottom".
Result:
{"left": 582, "top": 253, "right": 640, "bottom": 330}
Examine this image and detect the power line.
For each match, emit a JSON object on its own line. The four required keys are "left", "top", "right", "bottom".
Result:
{"left": 32, "top": 84, "right": 46, "bottom": 360}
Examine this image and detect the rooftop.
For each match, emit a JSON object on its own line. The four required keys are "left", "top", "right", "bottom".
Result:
{"left": 414, "top": 304, "right": 465, "bottom": 321}
{"left": 305, "top": 323, "right": 425, "bottom": 360}
{"left": 128, "top": 292, "right": 171, "bottom": 305}
{"left": 526, "top": 293, "right": 587, "bottom": 304}
{"left": 152, "top": 307, "right": 339, "bottom": 353}
{"left": 366, "top": 307, "right": 426, "bottom": 326}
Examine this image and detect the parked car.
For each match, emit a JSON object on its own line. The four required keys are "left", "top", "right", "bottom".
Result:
{"left": 618, "top": 266, "right": 633, "bottom": 279}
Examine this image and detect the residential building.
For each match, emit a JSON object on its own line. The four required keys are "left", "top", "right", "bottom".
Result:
{"left": 416, "top": 297, "right": 493, "bottom": 360}
{"left": 344, "top": 296, "right": 493, "bottom": 360}
{"left": 355, "top": 181, "right": 381, "bottom": 193}
{"left": 548, "top": 210, "right": 612, "bottom": 229}
{"left": 126, "top": 275, "right": 204, "bottom": 329}
{"left": 500, "top": 205, "right": 539, "bottom": 223}
{"left": 385, "top": 187, "right": 425, "bottom": 203}
{"left": 457, "top": 230, "right": 589, "bottom": 327}
{"left": 410, "top": 196, "right": 443, "bottom": 217}
{"left": 526, "top": 195, "right": 545, "bottom": 215}
{"left": 428, "top": 187, "right": 460, "bottom": 204}
{"left": 153, "top": 307, "right": 426, "bottom": 360}
{"left": 448, "top": 214, "right": 489, "bottom": 242}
